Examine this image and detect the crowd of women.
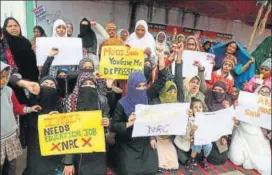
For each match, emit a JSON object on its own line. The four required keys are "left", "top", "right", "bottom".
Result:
{"left": 0, "top": 16, "right": 271, "bottom": 175}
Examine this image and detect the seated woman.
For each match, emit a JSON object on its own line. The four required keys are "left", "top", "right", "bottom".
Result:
{"left": 111, "top": 71, "right": 167, "bottom": 175}
{"left": 151, "top": 81, "right": 179, "bottom": 173}
{"left": 229, "top": 85, "right": 271, "bottom": 175}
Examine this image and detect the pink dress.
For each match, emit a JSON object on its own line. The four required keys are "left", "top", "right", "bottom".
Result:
{"left": 243, "top": 76, "right": 271, "bottom": 92}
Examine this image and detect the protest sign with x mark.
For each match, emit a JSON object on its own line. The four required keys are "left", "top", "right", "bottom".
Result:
{"left": 82, "top": 137, "right": 92, "bottom": 147}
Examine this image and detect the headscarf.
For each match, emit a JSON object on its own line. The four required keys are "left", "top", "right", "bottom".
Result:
{"left": 119, "top": 72, "right": 148, "bottom": 116}
{"left": 3, "top": 17, "right": 39, "bottom": 82}
{"left": 125, "top": 20, "right": 156, "bottom": 56}
{"left": 117, "top": 29, "right": 129, "bottom": 41}
{"left": 202, "top": 40, "right": 211, "bottom": 52}
{"left": 254, "top": 85, "right": 271, "bottom": 96}
{"left": 185, "top": 36, "right": 200, "bottom": 51}
{"left": 0, "top": 61, "right": 11, "bottom": 92}
{"left": 66, "top": 72, "right": 96, "bottom": 112}
{"left": 155, "top": 31, "right": 169, "bottom": 53}
{"left": 176, "top": 34, "right": 185, "bottom": 43}
{"left": 78, "top": 58, "right": 94, "bottom": 71}
{"left": 38, "top": 76, "right": 60, "bottom": 114}
{"left": 52, "top": 19, "right": 67, "bottom": 37}
{"left": 260, "top": 58, "right": 271, "bottom": 70}
{"left": 205, "top": 81, "right": 231, "bottom": 112}
{"left": 78, "top": 18, "right": 97, "bottom": 54}
{"left": 106, "top": 22, "right": 117, "bottom": 32}
{"left": 33, "top": 26, "right": 47, "bottom": 37}
{"left": 211, "top": 40, "right": 255, "bottom": 89}
{"left": 183, "top": 75, "right": 201, "bottom": 96}
{"left": 159, "top": 81, "right": 177, "bottom": 103}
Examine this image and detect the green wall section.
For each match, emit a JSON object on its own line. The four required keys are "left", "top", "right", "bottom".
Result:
{"left": 25, "top": 0, "right": 36, "bottom": 40}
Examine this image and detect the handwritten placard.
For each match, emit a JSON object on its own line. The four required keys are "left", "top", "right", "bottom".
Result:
{"left": 194, "top": 108, "right": 235, "bottom": 145}
{"left": 36, "top": 37, "right": 83, "bottom": 66}
{"left": 235, "top": 91, "right": 271, "bottom": 130}
{"left": 38, "top": 111, "right": 105, "bottom": 156}
{"left": 182, "top": 50, "right": 215, "bottom": 80}
{"left": 132, "top": 103, "right": 190, "bottom": 137}
{"left": 99, "top": 46, "right": 144, "bottom": 79}
{"left": 32, "top": 5, "right": 48, "bottom": 21}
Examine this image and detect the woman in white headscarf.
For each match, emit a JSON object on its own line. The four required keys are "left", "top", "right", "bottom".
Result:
{"left": 155, "top": 31, "right": 169, "bottom": 53}
{"left": 44, "top": 19, "right": 78, "bottom": 78}
{"left": 229, "top": 85, "right": 271, "bottom": 175}
{"left": 118, "top": 29, "right": 129, "bottom": 42}
{"left": 126, "top": 20, "right": 156, "bottom": 65}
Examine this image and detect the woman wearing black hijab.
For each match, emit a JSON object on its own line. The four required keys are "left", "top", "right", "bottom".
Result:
{"left": 3, "top": 17, "right": 39, "bottom": 147}
{"left": 78, "top": 18, "right": 98, "bottom": 55}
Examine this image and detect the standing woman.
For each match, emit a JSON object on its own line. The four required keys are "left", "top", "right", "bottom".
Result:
{"left": 118, "top": 29, "right": 129, "bottom": 42}
{"left": 126, "top": 20, "right": 156, "bottom": 65}
{"left": 48, "top": 19, "right": 78, "bottom": 78}
{"left": 3, "top": 17, "right": 40, "bottom": 148}
{"left": 155, "top": 31, "right": 169, "bottom": 53}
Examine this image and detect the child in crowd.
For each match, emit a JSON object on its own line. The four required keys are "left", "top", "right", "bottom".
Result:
{"left": 206, "top": 54, "right": 236, "bottom": 92}
{"left": 187, "top": 98, "right": 213, "bottom": 172}
{"left": 1, "top": 61, "right": 41, "bottom": 174}
{"left": 243, "top": 58, "right": 271, "bottom": 92}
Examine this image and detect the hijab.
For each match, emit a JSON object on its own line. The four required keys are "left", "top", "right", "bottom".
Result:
{"left": 155, "top": 31, "right": 169, "bottom": 53}
{"left": 159, "top": 81, "right": 177, "bottom": 103}
{"left": 56, "top": 68, "right": 69, "bottom": 98}
{"left": 78, "top": 18, "right": 97, "bottom": 55}
{"left": 125, "top": 20, "right": 155, "bottom": 55}
{"left": 33, "top": 26, "right": 46, "bottom": 37}
{"left": 119, "top": 71, "right": 148, "bottom": 116}
{"left": 52, "top": 19, "right": 67, "bottom": 37}
{"left": 254, "top": 85, "right": 271, "bottom": 96}
{"left": 118, "top": 29, "right": 129, "bottom": 41}
{"left": 185, "top": 36, "right": 200, "bottom": 51}
{"left": 205, "top": 81, "right": 230, "bottom": 112}
{"left": 38, "top": 76, "right": 59, "bottom": 114}
{"left": 183, "top": 75, "right": 201, "bottom": 96}
{"left": 79, "top": 58, "right": 95, "bottom": 72}
{"left": 66, "top": 72, "right": 98, "bottom": 112}
{"left": 3, "top": 17, "right": 39, "bottom": 82}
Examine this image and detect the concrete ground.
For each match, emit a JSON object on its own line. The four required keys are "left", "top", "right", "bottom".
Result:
{"left": 16, "top": 149, "right": 244, "bottom": 175}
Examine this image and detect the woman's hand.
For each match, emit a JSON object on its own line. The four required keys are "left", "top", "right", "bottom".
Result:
{"left": 188, "top": 109, "right": 193, "bottom": 118}
{"left": 17, "top": 80, "right": 40, "bottom": 95}
{"left": 49, "top": 111, "right": 59, "bottom": 115}
{"left": 193, "top": 60, "right": 204, "bottom": 71}
{"left": 190, "top": 125, "right": 198, "bottom": 134}
{"left": 29, "top": 105, "right": 42, "bottom": 113}
{"left": 126, "top": 112, "right": 136, "bottom": 128}
{"left": 144, "top": 48, "right": 151, "bottom": 56}
{"left": 49, "top": 48, "right": 59, "bottom": 57}
{"left": 102, "top": 117, "right": 110, "bottom": 127}
{"left": 248, "top": 57, "right": 255, "bottom": 64}
{"left": 150, "top": 139, "right": 157, "bottom": 150}
{"left": 106, "top": 78, "right": 115, "bottom": 89}
{"left": 63, "top": 165, "right": 75, "bottom": 175}
{"left": 90, "top": 20, "right": 97, "bottom": 27}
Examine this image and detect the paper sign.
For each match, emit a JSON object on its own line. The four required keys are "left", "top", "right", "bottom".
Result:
{"left": 235, "top": 91, "right": 271, "bottom": 130}
{"left": 36, "top": 37, "right": 83, "bottom": 66}
{"left": 182, "top": 50, "right": 215, "bottom": 80}
{"left": 194, "top": 108, "right": 234, "bottom": 145}
{"left": 99, "top": 46, "right": 144, "bottom": 79}
{"left": 32, "top": 5, "right": 48, "bottom": 21}
{"left": 38, "top": 111, "right": 105, "bottom": 156}
{"left": 132, "top": 103, "right": 190, "bottom": 137}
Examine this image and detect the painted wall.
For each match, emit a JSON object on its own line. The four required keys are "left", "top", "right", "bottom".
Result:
{"left": 36, "top": 1, "right": 271, "bottom": 52}
{"left": 1, "top": 1, "right": 27, "bottom": 36}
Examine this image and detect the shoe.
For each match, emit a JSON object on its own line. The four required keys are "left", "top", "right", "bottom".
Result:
{"left": 186, "top": 158, "right": 196, "bottom": 172}
{"left": 202, "top": 157, "right": 209, "bottom": 170}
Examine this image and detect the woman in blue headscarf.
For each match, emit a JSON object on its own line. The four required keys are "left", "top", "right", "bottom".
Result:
{"left": 111, "top": 70, "right": 167, "bottom": 175}
{"left": 211, "top": 41, "right": 255, "bottom": 89}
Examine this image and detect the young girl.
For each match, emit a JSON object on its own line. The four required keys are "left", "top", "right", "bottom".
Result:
{"left": 186, "top": 98, "right": 213, "bottom": 172}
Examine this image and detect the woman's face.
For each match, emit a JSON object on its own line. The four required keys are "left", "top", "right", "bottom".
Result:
{"left": 67, "top": 23, "right": 73, "bottom": 36}
{"left": 56, "top": 25, "right": 66, "bottom": 37}
{"left": 108, "top": 28, "right": 116, "bottom": 38}
{"left": 258, "top": 87, "right": 271, "bottom": 97}
{"left": 136, "top": 25, "right": 145, "bottom": 39}
{"left": 192, "top": 102, "right": 204, "bottom": 114}
{"left": 186, "top": 38, "right": 196, "bottom": 51}
{"left": 6, "top": 19, "right": 21, "bottom": 36}
{"left": 81, "top": 80, "right": 95, "bottom": 88}
{"left": 158, "top": 33, "right": 165, "bottom": 43}
{"left": 178, "top": 36, "right": 184, "bottom": 43}
{"left": 41, "top": 80, "right": 56, "bottom": 88}
{"left": 83, "top": 62, "right": 93, "bottom": 70}
{"left": 33, "top": 28, "right": 41, "bottom": 37}
{"left": 231, "top": 87, "right": 238, "bottom": 97}
{"left": 226, "top": 43, "right": 237, "bottom": 55}
{"left": 213, "top": 86, "right": 225, "bottom": 93}
{"left": 189, "top": 79, "right": 200, "bottom": 94}
{"left": 136, "top": 82, "right": 147, "bottom": 90}
{"left": 57, "top": 72, "right": 66, "bottom": 79}
{"left": 167, "top": 89, "right": 177, "bottom": 96}
{"left": 121, "top": 30, "right": 128, "bottom": 41}
{"left": 260, "top": 66, "right": 271, "bottom": 78}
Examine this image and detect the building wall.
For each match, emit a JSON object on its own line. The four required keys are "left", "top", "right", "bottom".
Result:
{"left": 35, "top": 1, "right": 271, "bottom": 52}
